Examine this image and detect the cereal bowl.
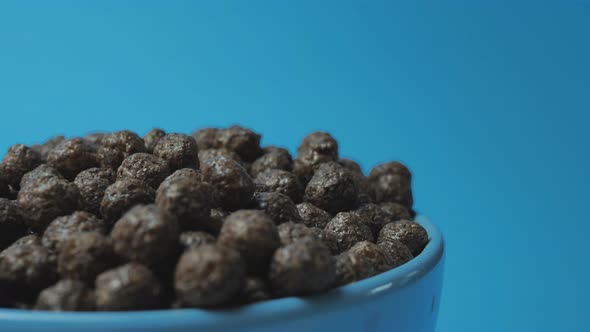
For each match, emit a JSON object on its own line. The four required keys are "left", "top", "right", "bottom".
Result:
{"left": 0, "top": 215, "right": 444, "bottom": 332}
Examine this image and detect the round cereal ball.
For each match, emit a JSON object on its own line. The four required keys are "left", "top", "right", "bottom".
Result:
{"left": 378, "top": 220, "right": 428, "bottom": 256}
{"left": 368, "top": 161, "right": 413, "bottom": 209}
{"left": 377, "top": 238, "right": 413, "bottom": 268}
{"left": 163, "top": 168, "right": 201, "bottom": 182}
{"left": 324, "top": 212, "right": 374, "bottom": 252}
{"left": 0, "top": 199, "right": 26, "bottom": 250}
{"left": 250, "top": 147, "right": 293, "bottom": 177}
{"left": 296, "top": 202, "right": 332, "bottom": 229}
{"left": 153, "top": 134, "right": 199, "bottom": 171}
{"left": 155, "top": 176, "right": 212, "bottom": 231}
{"left": 11, "top": 234, "right": 42, "bottom": 247}
{"left": 17, "top": 177, "right": 80, "bottom": 232}
{"left": 31, "top": 135, "right": 65, "bottom": 161}
{"left": 47, "top": 138, "right": 98, "bottom": 180}
{"left": 293, "top": 132, "right": 339, "bottom": 184}
{"left": 179, "top": 231, "right": 216, "bottom": 250}
{"left": 42, "top": 211, "right": 107, "bottom": 253}
{"left": 353, "top": 203, "right": 397, "bottom": 238}
{"left": 216, "top": 126, "right": 262, "bottom": 162}
{"left": 254, "top": 169, "right": 303, "bottom": 203}
{"left": 200, "top": 156, "right": 254, "bottom": 211}
{"left": 238, "top": 277, "right": 272, "bottom": 304}
{"left": 348, "top": 241, "right": 393, "bottom": 276}
{"left": 143, "top": 128, "right": 166, "bottom": 153}
{"left": 99, "top": 179, "right": 156, "bottom": 225}
{"left": 252, "top": 192, "right": 301, "bottom": 225}
{"left": 309, "top": 227, "right": 340, "bottom": 255}
{"left": 35, "top": 279, "right": 95, "bottom": 311}
{"left": 303, "top": 162, "right": 358, "bottom": 215}
{"left": 83, "top": 132, "right": 106, "bottom": 148}
{"left": 111, "top": 204, "right": 179, "bottom": 266}
{"left": 191, "top": 128, "right": 220, "bottom": 150}
{"left": 198, "top": 148, "right": 243, "bottom": 167}
{"left": 338, "top": 158, "right": 362, "bottom": 174}
{"left": 19, "top": 164, "right": 63, "bottom": 189}
{"left": 0, "top": 144, "right": 42, "bottom": 189}
{"left": 277, "top": 222, "right": 316, "bottom": 246}
{"left": 57, "top": 232, "right": 118, "bottom": 284}
{"left": 351, "top": 172, "right": 375, "bottom": 205}
{"left": 97, "top": 130, "right": 146, "bottom": 169}
{"left": 334, "top": 249, "right": 374, "bottom": 287}
{"left": 269, "top": 237, "right": 335, "bottom": 296}
{"left": 95, "top": 263, "right": 162, "bottom": 311}
{"left": 74, "top": 168, "right": 116, "bottom": 215}
{"left": 217, "top": 210, "right": 280, "bottom": 274}
{"left": 116, "top": 153, "right": 171, "bottom": 189}
{"left": 380, "top": 202, "right": 411, "bottom": 222}
{"left": 175, "top": 245, "right": 245, "bottom": 307}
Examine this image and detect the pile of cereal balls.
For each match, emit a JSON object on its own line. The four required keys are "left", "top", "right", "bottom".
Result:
{"left": 0, "top": 126, "right": 428, "bottom": 311}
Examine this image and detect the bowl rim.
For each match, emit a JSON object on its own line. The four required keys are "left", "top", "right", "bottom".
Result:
{"left": 0, "top": 215, "right": 444, "bottom": 329}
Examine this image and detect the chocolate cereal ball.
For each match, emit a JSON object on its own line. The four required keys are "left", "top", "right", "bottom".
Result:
{"left": 294, "top": 132, "right": 339, "bottom": 184}
{"left": 277, "top": 222, "right": 315, "bottom": 246}
{"left": 217, "top": 210, "right": 280, "bottom": 273}
{"left": 100, "top": 179, "right": 155, "bottom": 224}
{"left": 354, "top": 203, "right": 397, "bottom": 238}
{"left": 309, "top": 227, "right": 340, "bottom": 255}
{"left": 334, "top": 249, "right": 374, "bottom": 287}
{"left": 380, "top": 202, "right": 411, "bottom": 222}
{"left": 351, "top": 172, "right": 375, "bottom": 205}
{"left": 164, "top": 168, "right": 201, "bottom": 182}
{"left": 143, "top": 128, "right": 166, "bottom": 153}
{"left": 111, "top": 205, "right": 179, "bottom": 266}
{"left": 250, "top": 147, "right": 293, "bottom": 177}
{"left": 17, "top": 177, "right": 80, "bottom": 232}
{"left": 47, "top": 138, "right": 97, "bottom": 180}
{"left": 175, "top": 245, "right": 245, "bottom": 307}
{"left": 303, "top": 162, "right": 358, "bottom": 215}
{"left": 378, "top": 220, "right": 428, "bottom": 256}
{"left": 155, "top": 176, "right": 212, "bottom": 231}
{"left": 368, "top": 161, "right": 413, "bottom": 209}
{"left": 198, "top": 148, "right": 243, "bottom": 167}
{"left": 42, "top": 211, "right": 107, "bottom": 252}
{"left": 31, "top": 135, "right": 65, "bottom": 161}
{"left": 0, "top": 199, "right": 26, "bottom": 250}
{"left": 83, "top": 132, "right": 106, "bottom": 148}
{"left": 217, "top": 126, "right": 262, "bottom": 162}
{"left": 338, "top": 158, "right": 362, "bottom": 174}
{"left": 95, "top": 263, "right": 162, "bottom": 311}
{"left": 296, "top": 202, "right": 332, "bottom": 229}
{"left": 35, "top": 279, "right": 95, "bottom": 311}
{"left": 200, "top": 156, "right": 254, "bottom": 211}
{"left": 0, "top": 144, "right": 42, "bottom": 188}
{"left": 254, "top": 169, "right": 303, "bottom": 203}
{"left": 57, "top": 232, "right": 118, "bottom": 284}
{"left": 348, "top": 241, "right": 393, "bottom": 276}
{"left": 192, "top": 127, "right": 220, "bottom": 150}
{"left": 74, "top": 168, "right": 116, "bottom": 215}
{"left": 269, "top": 237, "right": 335, "bottom": 296}
{"left": 11, "top": 234, "right": 42, "bottom": 247}
{"left": 117, "top": 153, "right": 170, "bottom": 189}
{"left": 97, "top": 130, "right": 146, "bottom": 169}
{"left": 324, "top": 212, "right": 374, "bottom": 252}
{"left": 179, "top": 231, "right": 216, "bottom": 250}
{"left": 239, "top": 277, "right": 273, "bottom": 304}
{"left": 19, "top": 164, "right": 63, "bottom": 189}
{"left": 377, "top": 238, "right": 413, "bottom": 268}
{"left": 252, "top": 192, "right": 301, "bottom": 225}
{"left": 153, "top": 134, "right": 199, "bottom": 171}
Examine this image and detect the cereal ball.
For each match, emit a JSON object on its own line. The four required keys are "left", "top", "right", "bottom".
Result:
{"left": 277, "top": 222, "right": 315, "bottom": 246}
{"left": 83, "top": 132, "right": 106, "bottom": 147}
{"left": 252, "top": 192, "right": 301, "bottom": 225}
{"left": 143, "top": 128, "right": 166, "bottom": 153}
{"left": 324, "top": 212, "right": 374, "bottom": 252}
{"left": 0, "top": 242, "right": 57, "bottom": 303}
{"left": 117, "top": 153, "right": 170, "bottom": 189}
{"left": 269, "top": 237, "right": 335, "bottom": 296}
{"left": 348, "top": 241, "right": 393, "bottom": 276}
{"left": 239, "top": 277, "right": 272, "bottom": 304}
{"left": 380, "top": 202, "right": 411, "bottom": 222}
{"left": 296, "top": 202, "right": 332, "bottom": 229}
{"left": 254, "top": 169, "right": 303, "bottom": 203}
{"left": 100, "top": 179, "right": 155, "bottom": 225}
{"left": 31, "top": 135, "right": 65, "bottom": 160}
{"left": 179, "top": 231, "right": 215, "bottom": 250}
{"left": 303, "top": 162, "right": 358, "bottom": 214}
{"left": 0, "top": 144, "right": 42, "bottom": 188}
{"left": 97, "top": 130, "right": 146, "bottom": 169}
{"left": 192, "top": 128, "right": 220, "bottom": 150}
{"left": 294, "top": 132, "right": 339, "bottom": 184}
{"left": 351, "top": 172, "right": 374, "bottom": 205}
{"left": 111, "top": 205, "right": 179, "bottom": 266}
{"left": 175, "top": 245, "right": 245, "bottom": 307}
{"left": 74, "top": 168, "right": 116, "bottom": 215}
{"left": 378, "top": 220, "right": 428, "bottom": 256}
{"left": 309, "top": 227, "right": 340, "bottom": 255}
{"left": 0, "top": 199, "right": 26, "bottom": 250}
{"left": 35, "top": 279, "right": 95, "bottom": 311}
{"left": 198, "top": 148, "right": 243, "bottom": 167}
{"left": 164, "top": 168, "right": 201, "bottom": 182}
{"left": 153, "top": 134, "right": 199, "bottom": 171}
{"left": 250, "top": 147, "right": 293, "bottom": 177}
{"left": 338, "top": 158, "right": 362, "bottom": 174}
{"left": 42, "top": 211, "right": 107, "bottom": 253}
{"left": 155, "top": 176, "right": 212, "bottom": 231}
{"left": 217, "top": 125, "right": 262, "bottom": 162}
{"left": 95, "top": 263, "right": 162, "bottom": 311}
{"left": 17, "top": 177, "right": 80, "bottom": 232}
{"left": 368, "top": 161, "right": 413, "bottom": 208}
{"left": 47, "top": 138, "right": 97, "bottom": 180}
{"left": 11, "top": 234, "right": 42, "bottom": 247}
{"left": 334, "top": 249, "right": 374, "bottom": 287}
{"left": 377, "top": 239, "right": 413, "bottom": 268}
{"left": 217, "top": 210, "right": 280, "bottom": 273}
{"left": 353, "top": 203, "right": 397, "bottom": 238}
{"left": 200, "top": 156, "right": 254, "bottom": 211}
{"left": 57, "top": 232, "right": 118, "bottom": 284}
{"left": 19, "top": 164, "right": 63, "bottom": 189}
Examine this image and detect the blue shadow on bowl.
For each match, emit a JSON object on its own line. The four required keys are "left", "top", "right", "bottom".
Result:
{"left": 0, "top": 215, "right": 444, "bottom": 332}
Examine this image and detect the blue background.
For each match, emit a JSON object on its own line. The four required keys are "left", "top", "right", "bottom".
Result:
{"left": 0, "top": 1, "right": 588, "bottom": 331}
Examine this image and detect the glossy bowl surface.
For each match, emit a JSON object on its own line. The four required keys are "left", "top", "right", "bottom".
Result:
{"left": 0, "top": 215, "right": 444, "bottom": 332}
